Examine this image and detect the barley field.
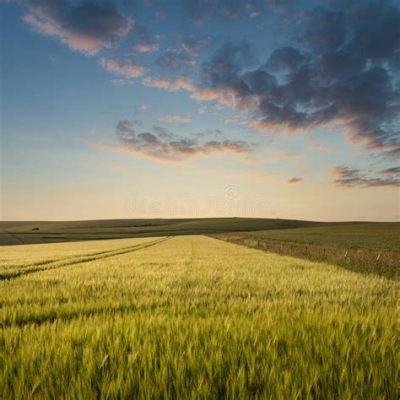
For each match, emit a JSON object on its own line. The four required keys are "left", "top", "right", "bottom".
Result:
{"left": 1, "top": 236, "right": 399, "bottom": 399}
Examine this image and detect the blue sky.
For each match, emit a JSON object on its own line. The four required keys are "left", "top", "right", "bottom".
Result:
{"left": 1, "top": 0, "right": 399, "bottom": 221}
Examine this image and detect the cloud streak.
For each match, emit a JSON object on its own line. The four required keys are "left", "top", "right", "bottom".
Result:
{"left": 158, "top": 114, "right": 192, "bottom": 124}
{"left": 101, "top": 58, "right": 147, "bottom": 78}
{"left": 91, "top": 120, "right": 252, "bottom": 162}
{"left": 332, "top": 166, "right": 400, "bottom": 188}
{"left": 142, "top": 76, "right": 195, "bottom": 92}
{"left": 181, "top": 36, "right": 213, "bottom": 55}
{"left": 157, "top": 47, "right": 196, "bottom": 70}
{"left": 182, "top": 0, "right": 289, "bottom": 23}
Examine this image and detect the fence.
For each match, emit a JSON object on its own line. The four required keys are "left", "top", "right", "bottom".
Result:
{"left": 210, "top": 235, "right": 400, "bottom": 280}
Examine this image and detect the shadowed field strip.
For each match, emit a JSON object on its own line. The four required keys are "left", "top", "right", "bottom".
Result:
{"left": 0, "top": 237, "right": 169, "bottom": 281}
{"left": 0, "top": 232, "right": 21, "bottom": 245}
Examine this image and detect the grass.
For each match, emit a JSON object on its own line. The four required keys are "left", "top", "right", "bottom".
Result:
{"left": 1, "top": 236, "right": 399, "bottom": 399}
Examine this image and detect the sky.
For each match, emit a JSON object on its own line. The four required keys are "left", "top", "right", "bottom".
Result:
{"left": 1, "top": 0, "right": 399, "bottom": 221}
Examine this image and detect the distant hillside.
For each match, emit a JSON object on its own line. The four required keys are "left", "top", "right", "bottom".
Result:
{"left": 0, "top": 218, "right": 320, "bottom": 245}
{"left": 1, "top": 218, "right": 399, "bottom": 247}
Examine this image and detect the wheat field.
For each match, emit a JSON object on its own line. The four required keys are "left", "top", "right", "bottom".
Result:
{"left": 1, "top": 236, "right": 399, "bottom": 399}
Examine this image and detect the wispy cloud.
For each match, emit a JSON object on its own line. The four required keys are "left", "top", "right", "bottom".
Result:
{"left": 381, "top": 166, "right": 400, "bottom": 175}
{"left": 158, "top": 114, "right": 192, "bottom": 124}
{"left": 141, "top": 75, "right": 235, "bottom": 106}
{"left": 181, "top": 36, "right": 213, "bottom": 55}
{"left": 142, "top": 76, "right": 195, "bottom": 92}
{"left": 137, "top": 104, "right": 148, "bottom": 113}
{"left": 157, "top": 47, "right": 195, "bottom": 70}
{"left": 90, "top": 120, "right": 253, "bottom": 162}
{"left": 131, "top": 24, "right": 159, "bottom": 53}
{"left": 101, "top": 58, "right": 147, "bottom": 78}
{"left": 307, "top": 138, "right": 339, "bottom": 153}
{"left": 332, "top": 166, "right": 400, "bottom": 188}
{"left": 182, "top": 0, "right": 274, "bottom": 23}
{"left": 22, "top": 0, "right": 132, "bottom": 55}
{"left": 134, "top": 42, "right": 159, "bottom": 53}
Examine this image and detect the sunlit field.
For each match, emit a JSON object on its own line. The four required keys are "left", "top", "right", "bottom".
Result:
{"left": 1, "top": 236, "right": 399, "bottom": 399}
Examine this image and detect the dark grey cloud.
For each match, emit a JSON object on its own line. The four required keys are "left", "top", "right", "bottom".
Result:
{"left": 302, "top": 10, "right": 346, "bottom": 51}
{"left": 92, "top": 120, "right": 252, "bottom": 161}
{"left": 266, "top": 47, "right": 305, "bottom": 73}
{"left": 22, "top": 0, "right": 132, "bottom": 54}
{"left": 332, "top": 166, "right": 400, "bottom": 188}
{"left": 197, "top": 0, "right": 400, "bottom": 157}
{"left": 201, "top": 41, "right": 258, "bottom": 100}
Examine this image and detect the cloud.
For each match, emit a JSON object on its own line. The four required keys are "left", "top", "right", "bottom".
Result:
{"left": 142, "top": 76, "right": 195, "bottom": 92}
{"left": 190, "top": 1, "right": 400, "bottom": 157}
{"left": 141, "top": 74, "right": 238, "bottom": 106}
{"left": 223, "top": 116, "right": 243, "bottom": 125}
{"left": 182, "top": 0, "right": 275, "bottom": 23}
{"left": 137, "top": 104, "right": 148, "bottom": 113}
{"left": 307, "top": 137, "right": 339, "bottom": 153}
{"left": 158, "top": 114, "right": 192, "bottom": 124}
{"left": 134, "top": 42, "right": 159, "bottom": 53}
{"left": 381, "top": 166, "right": 400, "bottom": 175}
{"left": 157, "top": 47, "right": 195, "bottom": 69}
{"left": 288, "top": 177, "right": 302, "bottom": 183}
{"left": 91, "top": 120, "right": 252, "bottom": 162}
{"left": 180, "top": 0, "right": 300, "bottom": 23}
{"left": 22, "top": 0, "right": 132, "bottom": 55}
{"left": 101, "top": 58, "right": 147, "bottom": 78}
{"left": 181, "top": 36, "right": 213, "bottom": 55}
{"left": 131, "top": 24, "right": 159, "bottom": 53}
{"left": 332, "top": 166, "right": 400, "bottom": 188}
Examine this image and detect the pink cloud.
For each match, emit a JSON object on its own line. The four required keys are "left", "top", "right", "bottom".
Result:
{"left": 101, "top": 58, "right": 147, "bottom": 78}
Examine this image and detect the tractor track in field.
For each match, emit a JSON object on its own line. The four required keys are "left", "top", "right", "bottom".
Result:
{"left": 2, "top": 239, "right": 169, "bottom": 271}
{"left": 0, "top": 299, "right": 184, "bottom": 329}
{"left": 0, "top": 237, "right": 170, "bottom": 282}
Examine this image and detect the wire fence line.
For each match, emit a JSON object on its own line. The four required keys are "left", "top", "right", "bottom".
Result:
{"left": 210, "top": 235, "right": 400, "bottom": 280}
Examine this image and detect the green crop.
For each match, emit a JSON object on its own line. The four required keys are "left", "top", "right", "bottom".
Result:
{"left": 1, "top": 236, "right": 399, "bottom": 399}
